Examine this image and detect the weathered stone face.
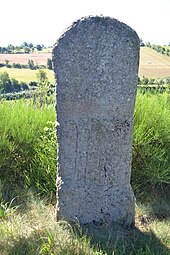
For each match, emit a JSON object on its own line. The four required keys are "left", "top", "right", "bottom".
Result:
{"left": 52, "top": 16, "right": 140, "bottom": 226}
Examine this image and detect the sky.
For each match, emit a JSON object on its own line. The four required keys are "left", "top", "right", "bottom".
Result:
{"left": 1, "top": 0, "right": 170, "bottom": 47}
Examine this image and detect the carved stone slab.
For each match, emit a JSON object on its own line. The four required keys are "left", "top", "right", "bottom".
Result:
{"left": 52, "top": 16, "right": 139, "bottom": 226}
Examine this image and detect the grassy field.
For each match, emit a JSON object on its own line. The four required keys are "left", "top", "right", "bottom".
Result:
{"left": 0, "top": 67, "right": 55, "bottom": 83}
{"left": 0, "top": 93, "right": 169, "bottom": 254}
{"left": 139, "top": 47, "right": 170, "bottom": 78}
{"left": 0, "top": 194, "right": 169, "bottom": 255}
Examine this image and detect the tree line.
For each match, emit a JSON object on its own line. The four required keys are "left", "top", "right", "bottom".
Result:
{"left": 146, "top": 42, "right": 170, "bottom": 56}
{"left": 0, "top": 42, "right": 49, "bottom": 54}
{"left": 140, "top": 40, "right": 170, "bottom": 56}
{"left": 0, "top": 70, "right": 54, "bottom": 94}
{"left": 139, "top": 76, "right": 170, "bottom": 85}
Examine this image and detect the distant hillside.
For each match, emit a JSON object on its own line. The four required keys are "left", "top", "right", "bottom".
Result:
{"left": 0, "top": 47, "right": 170, "bottom": 79}
{"left": 139, "top": 47, "right": 170, "bottom": 78}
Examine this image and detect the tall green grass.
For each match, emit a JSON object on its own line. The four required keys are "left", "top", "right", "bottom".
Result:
{"left": 0, "top": 92, "right": 170, "bottom": 201}
{"left": 0, "top": 92, "right": 169, "bottom": 254}
{"left": 0, "top": 99, "right": 56, "bottom": 199}
{"left": 132, "top": 92, "right": 170, "bottom": 198}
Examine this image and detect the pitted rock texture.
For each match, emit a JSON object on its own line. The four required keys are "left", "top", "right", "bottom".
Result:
{"left": 52, "top": 16, "right": 140, "bottom": 226}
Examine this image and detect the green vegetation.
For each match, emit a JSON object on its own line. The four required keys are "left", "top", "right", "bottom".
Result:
{"left": 1, "top": 41, "right": 169, "bottom": 254}
{"left": 139, "top": 76, "right": 170, "bottom": 86}
{"left": 0, "top": 72, "right": 29, "bottom": 93}
{"left": 132, "top": 93, "right": 170, "bottom": 198}
{"left": 0, "top": 67, "right": 54, "bottom": 83}
{"left": 0, "top": 90, "right": 169, "bottom": 254}
{"left": 0, "top": 58, "right": 52, "bottom": 70}
{"left": 0, "top": 195, "right": 169, "bottom": 255}
{"left": 0, "top": 42, "right": 52, "bottom": 54}
{"left": 146, "top": 42, "right": 170, "bottom": 56}
{"left": 0, "top": 71, "right": 55, "bottom": 101}
{"left": 47, "top": 58, "right": 53, "bottom": 70}
{"left": 0, "top": 98, "right": 56, "bottom": 199}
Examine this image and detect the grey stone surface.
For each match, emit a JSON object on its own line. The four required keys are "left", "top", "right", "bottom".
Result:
{"left": 52, "top": 16, "right": 140, "bottom": 226}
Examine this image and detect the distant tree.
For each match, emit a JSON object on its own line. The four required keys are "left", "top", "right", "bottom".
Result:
{"left": 5, "top": 59, "right": 11, "bottom": 68}
{"left": 5, "top": 59, "right": 9, "bottom": 66}
{"left": 157, "top": 45, "right": 162, "bottom": 53}
{"left": 15, "top": 46, "right": 21, "bottom": 53}
{"left": 47, "top": 58, "right": 53, "bottom": 70}
{"left": 20, "top": 81, "right": 29, "bottom": 90}
{"left": 22, "top": 42, "right": 28, "bottom": 47}
{"left": 146, "top": 42, "right": 151, "bottom": 47}
{"left": 11, "top": 78, "right": 21, "bottom": 92}
{"left": 12, "top": 63, "right": 22, "bottom": 68}
{"left": 140, "top": 38, "right": 145, "bottom": 47}
{"left": 36, "top": 69, "right": 48, "bottom": 84}
{"left": 7, "top": 44, "right": 15, "bottom": 53}
{"left": 165, "top": 77, "right": 170, "bottom": 84}
{"left": 158, "top": 79, "right": 164, "bottom": 85}
{"left": 161, "top": 47, "right": 165, "bottom": 54}
{"left": 29, "top": 43, "right": 34, "bottom": 48}
{"left": 141, "top": 76, "right": 149, "bottom": 85}
{"left": 0, "top": 72, "right": 12, "bottom": 93}
{"left": 149, "top": 78, "right": 155, "bottom": 85}
{"left": 36, "top": 44, "right": 42, "bottom": 51}
{"left": 24, "top": 47, "right": 31, "bottom": 53}
{"left": 29, "top": 81, "right": 38, "bottom": 87}
{"left": 28, "top": 59, "right": 35, "bottom": 70}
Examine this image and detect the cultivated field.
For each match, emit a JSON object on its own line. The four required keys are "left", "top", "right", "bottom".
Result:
{"left": 0, "top": 52, "right": 52, "bottom": 65}
{"left": 139, "top": 47, "right": 170, "bottom": 78}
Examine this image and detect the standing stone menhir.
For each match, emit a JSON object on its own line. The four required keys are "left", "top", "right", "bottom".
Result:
{"left": 52, "top": 16, "right": 140, "bottom": 226}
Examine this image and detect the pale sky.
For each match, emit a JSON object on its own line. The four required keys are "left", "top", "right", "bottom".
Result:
{"left": 1, "top": 0, "right": 170, "bottom": 47}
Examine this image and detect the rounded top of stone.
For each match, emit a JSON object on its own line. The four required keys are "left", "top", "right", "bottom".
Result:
{"left": 53, "top": 15, "right": 139, "bottom": 49}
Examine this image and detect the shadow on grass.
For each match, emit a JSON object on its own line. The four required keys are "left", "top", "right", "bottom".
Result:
{"left": 81, "top": 223, "right": 170, "bottom": 255}
{"left": 2, "top": 232, "right": 43, "bottom": 255}
{"left": 149, "top": 186, "right": 170, "bottom": 220}
{"left": 4, "top": 223, "right": 170, "bottom": 255}
{"left": 1, "top": 187, "right": 169, "bottom": 255}
{"left": 135, "top": 185, "right": 170, "bottom": 221}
